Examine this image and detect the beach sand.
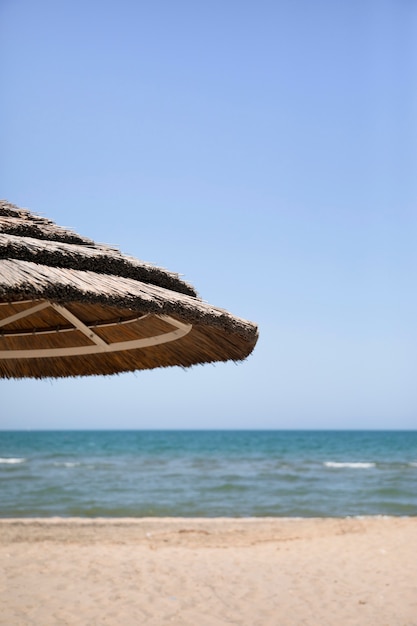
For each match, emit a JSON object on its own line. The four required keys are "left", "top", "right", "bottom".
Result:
{"left": 1, "top": 517, "right": 416, "bottom": 626}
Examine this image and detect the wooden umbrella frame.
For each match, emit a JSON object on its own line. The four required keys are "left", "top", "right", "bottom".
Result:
{"left": 0, "top": 300, "right": 192, "bottom": 360}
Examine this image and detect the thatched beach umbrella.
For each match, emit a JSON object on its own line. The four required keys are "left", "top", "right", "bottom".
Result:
{"left": 0, "top": 201, "right": 258, "bottom": 378}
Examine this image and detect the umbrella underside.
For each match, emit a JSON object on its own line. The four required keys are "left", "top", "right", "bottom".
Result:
{"left": 0, "top": 299, "right": 192, "bottom": 357}
{"left": 0, "top": 299, "right": 251, "bottom": 378}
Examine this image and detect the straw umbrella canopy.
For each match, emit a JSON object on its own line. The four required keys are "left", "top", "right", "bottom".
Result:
{"left": 0, "top": 201, "right": 258, "bottom": 379}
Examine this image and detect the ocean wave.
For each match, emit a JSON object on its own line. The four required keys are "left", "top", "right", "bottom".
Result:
{"left": 53, "top": 462, "right": 80, "bottom": 468}
{"left": 324, "top": 461, "right": 376, "bottom": 469}
{"left": 0, "top": 457, "right": 26, "bottom": 464}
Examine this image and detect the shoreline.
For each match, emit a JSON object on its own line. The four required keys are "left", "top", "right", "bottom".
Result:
{"left": 1, "top": 515, "right": 416, "bottom": 548}
{"left": 2, "top": 516, "right": 417, "bottom": 625}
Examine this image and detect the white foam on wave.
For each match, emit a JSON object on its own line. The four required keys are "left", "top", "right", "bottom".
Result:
{"left": 0, "top": 457, "right": 26, "bottom": 464}
{"left": 324, "top": 461, "right": 376, "bottom": 469}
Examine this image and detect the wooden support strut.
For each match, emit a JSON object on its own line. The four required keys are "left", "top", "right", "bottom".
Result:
{"left": 0, "top": 301, "right": 192, "bottom": 359}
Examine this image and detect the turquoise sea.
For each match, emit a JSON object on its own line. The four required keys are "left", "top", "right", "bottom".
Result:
{"left": 0, "top": 430, "right": 416, "bottom": 518}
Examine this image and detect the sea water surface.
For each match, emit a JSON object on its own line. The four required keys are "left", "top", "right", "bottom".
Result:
{"left": 1, "top": 430, "right": 416, "bottom": 517}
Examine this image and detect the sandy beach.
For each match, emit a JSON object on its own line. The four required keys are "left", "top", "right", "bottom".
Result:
{"left": 0, "top": 517, "right": 416, "bottom": 625}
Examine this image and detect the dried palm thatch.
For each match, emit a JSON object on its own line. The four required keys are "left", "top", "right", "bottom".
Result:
{"left": 0, "top": 201, "right": 258, "bottom": 378}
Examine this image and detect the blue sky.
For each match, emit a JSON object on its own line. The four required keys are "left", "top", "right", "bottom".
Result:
{"left": 1, "top": 0, "right": 417, "bottom": 429}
